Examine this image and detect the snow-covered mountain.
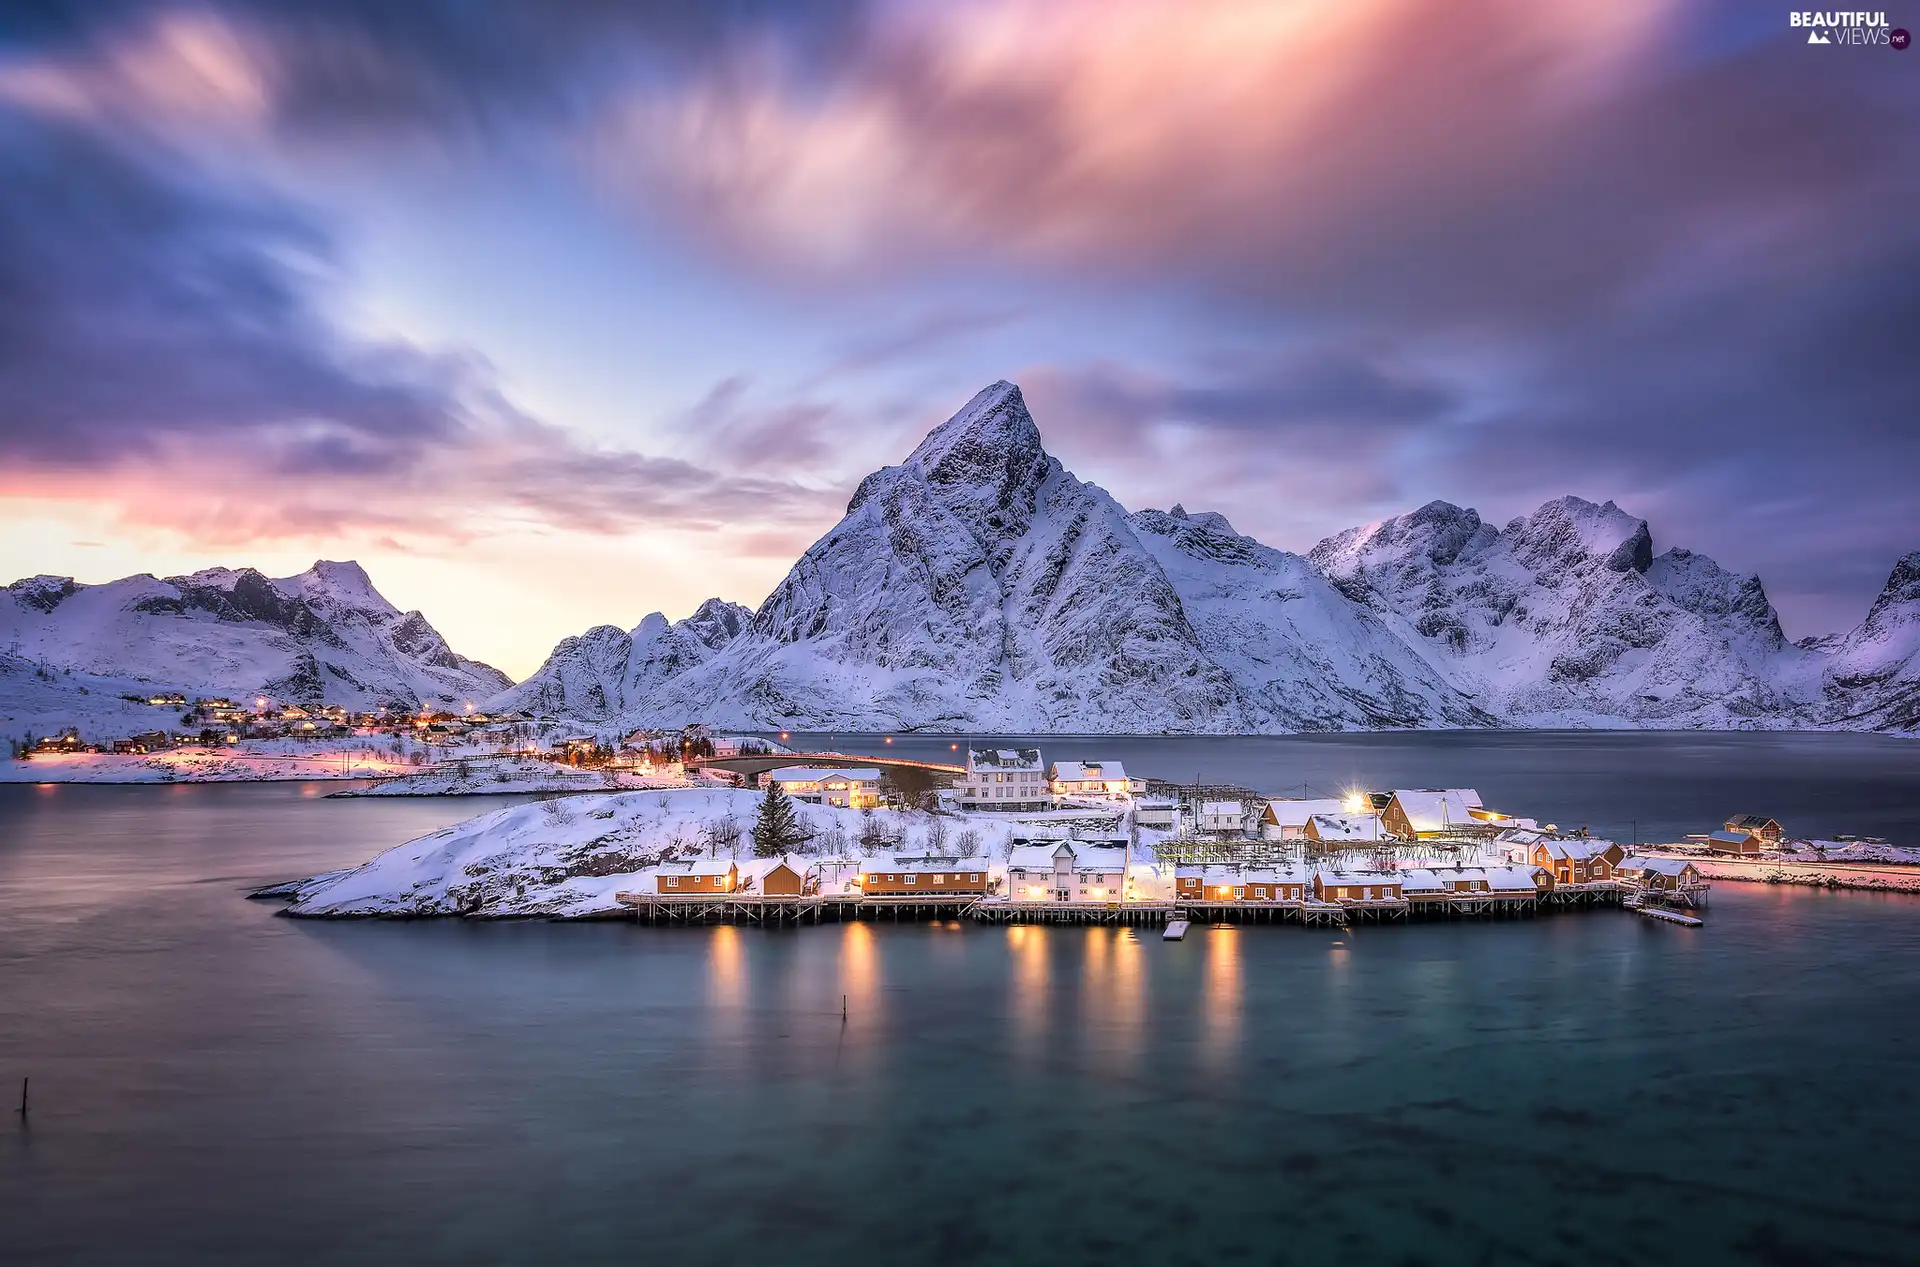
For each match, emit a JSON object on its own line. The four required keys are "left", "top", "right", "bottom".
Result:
{"left": 1818, "top": 553, "right": 1920, "bottom": 732}
{"left": 1306, "top": 498, "right": 1828, "bottom": 727}
{"left": 500, "top": 381, "right": 1915, "bottom": 734}
{"left": 1, "top": 560, "right": 509, "bottom": 736}
{"left": 491, "top": 599, "right": 753, "bottom": 721}
{"left": 16, "top": 382, "right": 1916, "bottom": 739}
{"left": 616, "top": 382, "right": 1245, "bottom": 731}
{"left": 1126, "top": 505, "right": 1494, "bottom": 729}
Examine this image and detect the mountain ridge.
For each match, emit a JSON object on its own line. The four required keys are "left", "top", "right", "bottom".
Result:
{"left": 498, "top": 382, "right": 1917, "bottom": 735}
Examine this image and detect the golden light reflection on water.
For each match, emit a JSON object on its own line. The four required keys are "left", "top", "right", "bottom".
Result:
{"left": 1010, "top": 924, "right": 1049, "bottom": 1052}
{"left": 1202, "top": 927, "right": 1242, "bottom": 1070}
{"left": 707, "top": 924, "right": 746, "bottom": 1014}
{"left": 840, "top": 921, "right": 880, "bottom": 1017}
{"left": 1082, "top": 928, "right": 1147, "bottom": 1074}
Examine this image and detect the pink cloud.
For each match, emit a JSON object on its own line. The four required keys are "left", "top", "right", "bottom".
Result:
{"left": 602, "top": 0, "right": 1673, "bottom": 278}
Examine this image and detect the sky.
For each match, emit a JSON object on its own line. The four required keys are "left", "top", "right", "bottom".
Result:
{"left": 0, "top": 0, "right": 1914, "bottom": 680}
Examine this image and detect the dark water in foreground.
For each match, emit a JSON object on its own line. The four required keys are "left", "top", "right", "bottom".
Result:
{"left": 3, "top": 734, "right": 1919, "bottom": 1266}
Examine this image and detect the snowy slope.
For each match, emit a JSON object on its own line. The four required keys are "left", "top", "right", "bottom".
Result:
{"left": 1127, "top": 506, "right": 1494, "bottom": 729}
{"left": 1306, "top": 497, "right": 1825, "bottom": 726}
{"left": 0, "top": 560, "right": 510, "bottom": 737}
{"left": 282, "top": 787, "right": 1023, "bottom": 918}
{"left": 488, "top": 599, "right": 753, "bottom": 720}
{"left": 1819, "top": 553, "right": 1920, "bottom": 731}
{"left": 628, "top": 382, "right": 1243, "bottom": 731}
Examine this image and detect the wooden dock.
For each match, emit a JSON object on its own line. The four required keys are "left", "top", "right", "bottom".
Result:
{"left": 613, "top": 885, "right": 1626, "bottom": 929}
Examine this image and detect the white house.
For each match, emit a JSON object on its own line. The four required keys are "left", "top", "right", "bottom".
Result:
{"left": 958, "top": 747, "right": 1049, "bottom": 812}
{"left": 1047, "top": 759, "right": 1135, "bottom": 802}
{"left": 1198, "top": 800, "right": 1250, "bottom": 835}
{"left": 1259, "top": 797, "right": 1348, "bottom": 840}
{"left": 766, "top": 766, "right": 883, "bottom": 809}
{"left": 1133, "top": 796, "right": 1181, "bottom": 831}
{"left": 1004, "top": 840, "right": 1130, "bottom": 903}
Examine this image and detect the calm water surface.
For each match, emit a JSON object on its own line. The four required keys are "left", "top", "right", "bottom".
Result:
{"left": 4, "top": 734, "right": 1919, "bottom": 1266}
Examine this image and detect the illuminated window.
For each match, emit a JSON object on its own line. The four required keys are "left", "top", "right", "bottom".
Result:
{"left": 666, "top": 876, "right": 678, "bottom": 888}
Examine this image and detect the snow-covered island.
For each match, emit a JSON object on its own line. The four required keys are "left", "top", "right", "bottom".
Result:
{"left": 273, "top": 788, "right": 1031, "bottom": 918}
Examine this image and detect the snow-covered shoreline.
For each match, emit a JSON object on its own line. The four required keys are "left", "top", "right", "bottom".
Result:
{"left": 1, "top": 745, "right": 412, "bottom": 784}
{"left": 326, "top": 756, "right": 692, "bottom": 798}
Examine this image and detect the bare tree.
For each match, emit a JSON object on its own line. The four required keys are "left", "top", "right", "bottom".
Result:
{"left": 924, "top": 815, "right": 951, "bottom": 855}
{"left": 956, "top": 827, "right": 982, "bottom": 857}
{"left": 708, "top": 814, "right": 744, "bottom": 859}
{"left": 858, "top": 809, "right": 890, "bottom": 855}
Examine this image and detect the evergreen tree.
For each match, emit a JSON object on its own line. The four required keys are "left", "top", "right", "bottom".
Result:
{"left": 752, "top": 781, "right": 808, "bottom": 857}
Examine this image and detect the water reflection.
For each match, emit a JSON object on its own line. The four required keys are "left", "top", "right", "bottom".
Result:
{"left": 707, "top": 925, "right": 746, "bottom": 1012}
{"left": 1202, "top": 927, "right": 1242, "bottom": 1072}
{"left": 839, "top": 921, "right": 880, "bottom": 1018}
{"left": 1009, "top": 924, "right": 1049, "bottom": 1055}
{"left": 1082, "top": 928, "right": 1147, "bottom": 1075}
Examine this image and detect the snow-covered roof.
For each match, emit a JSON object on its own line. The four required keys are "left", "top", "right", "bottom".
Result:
{"left": 1707, "top": 829, "right": 1756, "bottom": 846}
{"left": 1389, "top": 788, "right": 1484, "bottom": 833}
{"left": 1619, "top": 855, "right": 1696, "bottom": 876}
{"left": 1398, "top": 868, "right": 1447, "bottom": 893}
{"left": 657, "top": 859, "right": 736, "bottom": 877}
{"left": 768, "top": 766, "right": 883, "bottom": 784}
{"left": 1538, "top": 837, "right": 1613, "bottom": 861}
{"left": 1315, "top": 869, "right": 1400, "bottom": 886}
{"left": 1200, "top": 800, "right": 1244, "bottom": 815}
{"left": 1260, "top": 797, "right": 1346, "bottom": 827}
{"left": 1726, "top": 814, "right": 1780, "bottom": 831}
{"left": 968, "top": 747, "right": 1042, "bottom": 773}
{"left": 1308, "top": 812, "right": 1381, "bottom": 841}
{"left": 1007, "top": 842, "right": 1075, "bottom": 871}
{"left": 1049, "top": 760, "right": 1128, "bottom": 783}
{"left": 860, "top": 854, "right": 990, "bottom": 874}
{"left": 1486, "top": 865, "right": 1547, "bottom": 891}
{"left": 736, "top": 858, "right": 803, "bottom": 881}
{"left": 1242, "top": 865, "right": 1307, "bottom": 884}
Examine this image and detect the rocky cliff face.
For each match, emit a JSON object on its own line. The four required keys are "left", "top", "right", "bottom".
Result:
{"left": 0, "top": 559, "right": 509, "bottom": 721}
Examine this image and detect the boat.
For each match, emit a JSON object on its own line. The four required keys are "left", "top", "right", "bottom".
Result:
{"left": 1163, "top": 919, "right": 1191, "bottom": 941}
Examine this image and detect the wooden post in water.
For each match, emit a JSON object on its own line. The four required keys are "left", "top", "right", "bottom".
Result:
{"left": 842, "top": 993, "right": 848, "bottom": 1022}
{"left": 17, "top": 1076, "right": 26, "bottom": 1117}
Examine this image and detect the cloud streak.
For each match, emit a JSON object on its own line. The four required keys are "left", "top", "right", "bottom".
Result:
{"left": 0, "top": 111, "right": 832, "bottom": 548}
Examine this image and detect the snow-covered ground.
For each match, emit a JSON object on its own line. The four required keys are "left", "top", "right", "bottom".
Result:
{"left": 332, "top": 756, "right": 692, "bottom": 797}
{"left": 1, "top": 742, "right": 414, "bottom": 783}
{"left": 280, "top": 788, "right": 1030, "bottom": 918}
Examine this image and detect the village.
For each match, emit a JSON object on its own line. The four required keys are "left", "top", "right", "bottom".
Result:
{"left": 608, "top": 744, "right": 1730, "bottom": 932}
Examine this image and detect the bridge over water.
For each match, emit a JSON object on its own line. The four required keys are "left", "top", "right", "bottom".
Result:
{"left": 697, "top": 751, "right": 966, "bottom": 786}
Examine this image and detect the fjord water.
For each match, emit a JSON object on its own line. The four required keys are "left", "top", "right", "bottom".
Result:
{"left": 3, "top": 734, "right": 1918, "bottom": 1266}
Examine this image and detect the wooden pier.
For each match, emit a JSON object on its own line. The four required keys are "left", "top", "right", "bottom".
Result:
{"left": 614, "top": 884, "right": 1630, "bottom": 929}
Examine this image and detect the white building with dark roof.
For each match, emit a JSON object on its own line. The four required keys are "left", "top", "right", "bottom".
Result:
{"left": 958, "top": 747, "right": 1049, "bottom": 812}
